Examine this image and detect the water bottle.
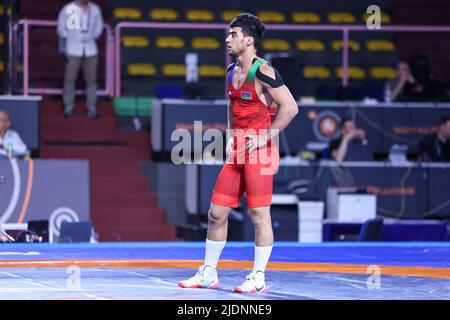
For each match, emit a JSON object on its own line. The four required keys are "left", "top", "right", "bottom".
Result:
{"left": 133, "top": 116, "right": 141, "bottom": 131}
{"left": 6, "top": 144, "right": 13, "bottom": 159}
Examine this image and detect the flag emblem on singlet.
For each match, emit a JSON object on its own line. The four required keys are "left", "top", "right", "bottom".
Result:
{"left": 241, "top": 91, "right": 252, "bottom": 100}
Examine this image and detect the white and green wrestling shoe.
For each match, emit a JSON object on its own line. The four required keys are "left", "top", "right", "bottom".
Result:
{"left": 234, "top": 270, "right": 267, "bottom": 293}
{"left": 178, "top": 264, "right": 220, "bottom": 289}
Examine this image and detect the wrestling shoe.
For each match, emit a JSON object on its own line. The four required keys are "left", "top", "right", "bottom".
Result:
{"left": 234, "top": 270, "right": 267, "bottom": 293}
{"left": 178, "top": 264, "right": 220, "bottom": 289}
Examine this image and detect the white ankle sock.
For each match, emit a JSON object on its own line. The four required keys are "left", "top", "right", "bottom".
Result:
{"left": 253, "top": 245, "right": 273, "bottom": 273}
{"left": 204, "top": 239, "right": 226, "bottom": 269}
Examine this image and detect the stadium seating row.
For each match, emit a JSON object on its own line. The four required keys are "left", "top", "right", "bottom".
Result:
{"left": 113, "top": 8, "right": 391, "bottom": 24}
{"left": 121, "top": 35, "right": 396, "bottom": 52}
{"left": 124, "top": 63, "right": 396, "bottom": 80}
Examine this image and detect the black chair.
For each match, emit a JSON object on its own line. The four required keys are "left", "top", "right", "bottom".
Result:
{"left": 359, "top": 217, "right": 384, "bottom": 241}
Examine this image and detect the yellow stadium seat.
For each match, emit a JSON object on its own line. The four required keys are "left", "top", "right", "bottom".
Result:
{"left": 262, "top": 39, "right": 291, "bottom": 51}
{"left": 258, "top": 11, "right": 285, "bottom": 23}
{"left": 331, "top": 40, "right": 360, "bottom": 51}
{"left": 162, "top": 64, "right": 186, "bottom": 77}
{"left": 327, "top": 12, "right": 356, "bottom": 24}
{"left": 0, "top": 61, "right": 4, "bottom": 73}
{"left": 0, "top": 5, "right": 10, "bottom": 15}
{"left": 362, "top": 12, "right": 391, "bottom": 24}
{"left": 296, "top": 40, "right": 325, "bottom": 51}
{"left": 365, "top": 40, "right": 395, "bottom": 51}
{"left": 127, "top": 64, "right": 156, "bottom": 76}
{"left": 0, "top": 33, "right": 3, "bottom": 45}
{"left": 303, "top": 66, "right": 331, "bottom": 79}
{"left": 149, "top": 8, "right": 178, "bottom": 21}
{"left": 221, "top": 11, "right": 242, "bottom": 22}
{"left": 199, "top": 65, "right": 225, "bottom": 77}
{"left": 191, "top": 37, "right": 220, "bottom": 50}
{"left": 336, "top": 67, "right": 366, "bottom": 80}
{"left": 292, "top": 12, "right": 321, "bottom": 23}
{"left": 156, "top": 36, "right": 185, "bottom": 49}
{"left": 122, "top": 36, "right": 149, "bottom": 48}
{"left": 370, "top": 67, "right": 396, "bottom": 79}
{"left": 114, "top": 7, "right": 142, "bottom": 19}
{"left": 186, "top": 10, "right": 214, "bottom": 22}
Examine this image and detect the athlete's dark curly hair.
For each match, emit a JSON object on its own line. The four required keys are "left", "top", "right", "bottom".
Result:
{"left": 230, "top": 13, "right": 266, "bottom": 49}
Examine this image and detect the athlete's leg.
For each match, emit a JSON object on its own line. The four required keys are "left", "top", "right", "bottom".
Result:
{"left": 202, "top": 204, "right": 232, "bottom": 272}
{"left": 206, "top": 161, "right": 245, "bottom": 267}
{"left": 207, "top": 204, "right": 232, "bottom": 241}
{"left": 179, "top": 162, "right": 245, "bottom": 289}
{"left": 234, "top": 142, "right": 279, "bottom": 293}
{"left": 247, "top": 206, "right": 273, "bottom": 247}
{"left": 179, "top": 206, "right": 234, "bottom": 289}
{"left": 245, "top": 141, "right": 279, "bottom": 246}
{"left": 233, "top": 206, "right": 273, "bottom": 293}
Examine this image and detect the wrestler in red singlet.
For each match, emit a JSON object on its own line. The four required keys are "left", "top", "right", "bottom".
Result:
{"left": 179, "top": 13, "right": 298, "bottom": 294}
{"left": 211, "top": 57, "right": 280, "bottom": 208}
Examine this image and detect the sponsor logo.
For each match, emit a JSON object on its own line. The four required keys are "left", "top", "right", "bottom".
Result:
{"left": 312, "top": 111, "right": 341, "bottom": 142}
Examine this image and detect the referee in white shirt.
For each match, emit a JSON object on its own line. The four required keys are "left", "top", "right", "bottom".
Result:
{"left": 0, "top": 111, "right": 28, "bottom": 158}
{"left": 57, "top": 0, "right": 104, "bottom": 118}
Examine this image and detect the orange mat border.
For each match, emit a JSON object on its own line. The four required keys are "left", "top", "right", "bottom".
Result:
{"left": 0, "top": 259, "right": 449, "bottom": 279}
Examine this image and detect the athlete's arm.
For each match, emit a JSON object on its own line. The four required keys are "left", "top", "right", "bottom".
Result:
{"left": 226, "top": 65, "right": 235, "bottom": 154}
{"left": 246, "top": 64, "right": 298, "bottom": 152}
{"left": 227, "top": 100, "right": 234, "bottom": 134}
{"left": 226, "top": 63, "right": 235, "bottom": 136}
{"left": 260, "top": 64, "right": 298, "bottom": 136}
{"left": 226, "top": 100, "right": 234, "bottom": 155}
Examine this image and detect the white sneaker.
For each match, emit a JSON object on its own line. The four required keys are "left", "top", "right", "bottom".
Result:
{"left": 178, "top": 265, "right": 220, "bottom": 289}
{"left": 234, "top": 270, "right": 267, "bottom": 293}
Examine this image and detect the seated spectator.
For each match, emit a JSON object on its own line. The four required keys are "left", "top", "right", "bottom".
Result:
{"left": 329, "top": 117, "right": 372, "bottom": 162}
{"left": 397, "top": 54, "right": 448, "bottom": 102}
{"left": 0, "top": 110, "right": 28, "bottom": 158}
{"left": 418, "top": 116, "right": 450, "bottom": 162}
{"left": 391, "top": 61, "right": 415, "bottom": 102}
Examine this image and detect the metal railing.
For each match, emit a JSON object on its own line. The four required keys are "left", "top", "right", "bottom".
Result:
{"left": 114, "top": 22, "right": 450, "bottom": 96}
{"left": 14, "top": 19, "right": 114, "bottom": 96}
{"left": 15, "top": 19, "right": 450, "bottom": 97}
{"left": 265, "top": 24, "right": 450, "bottom": 87}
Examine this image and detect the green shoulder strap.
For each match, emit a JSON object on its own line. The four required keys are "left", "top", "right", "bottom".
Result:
{"left": 245, "top": 58, "right": 270, "bottom": 85}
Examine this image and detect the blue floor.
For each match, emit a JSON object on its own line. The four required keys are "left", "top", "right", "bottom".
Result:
{"left": 1, "top": 242, "right": 450, "bottom": 268}
{"left": 0, "top": 242, "right": 449, "bottom": 300}
{"left": 1, "top": 268, "right": 449, "bottom": 300}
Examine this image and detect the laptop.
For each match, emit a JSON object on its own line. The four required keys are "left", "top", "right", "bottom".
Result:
{"left": 345, "top": 143, "right": 373, "bottom": 161}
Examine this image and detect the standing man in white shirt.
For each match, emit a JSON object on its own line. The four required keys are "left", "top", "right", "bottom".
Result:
{"left": 57, "top": 0, "right": 104, "bottom": 118}
{"left": 0, "top": 110, "right": 28, "bottom": 158}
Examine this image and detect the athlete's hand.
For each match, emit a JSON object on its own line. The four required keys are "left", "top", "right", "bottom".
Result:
{"left": 244, "top": 132, "right": 269, "bottom": 153}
